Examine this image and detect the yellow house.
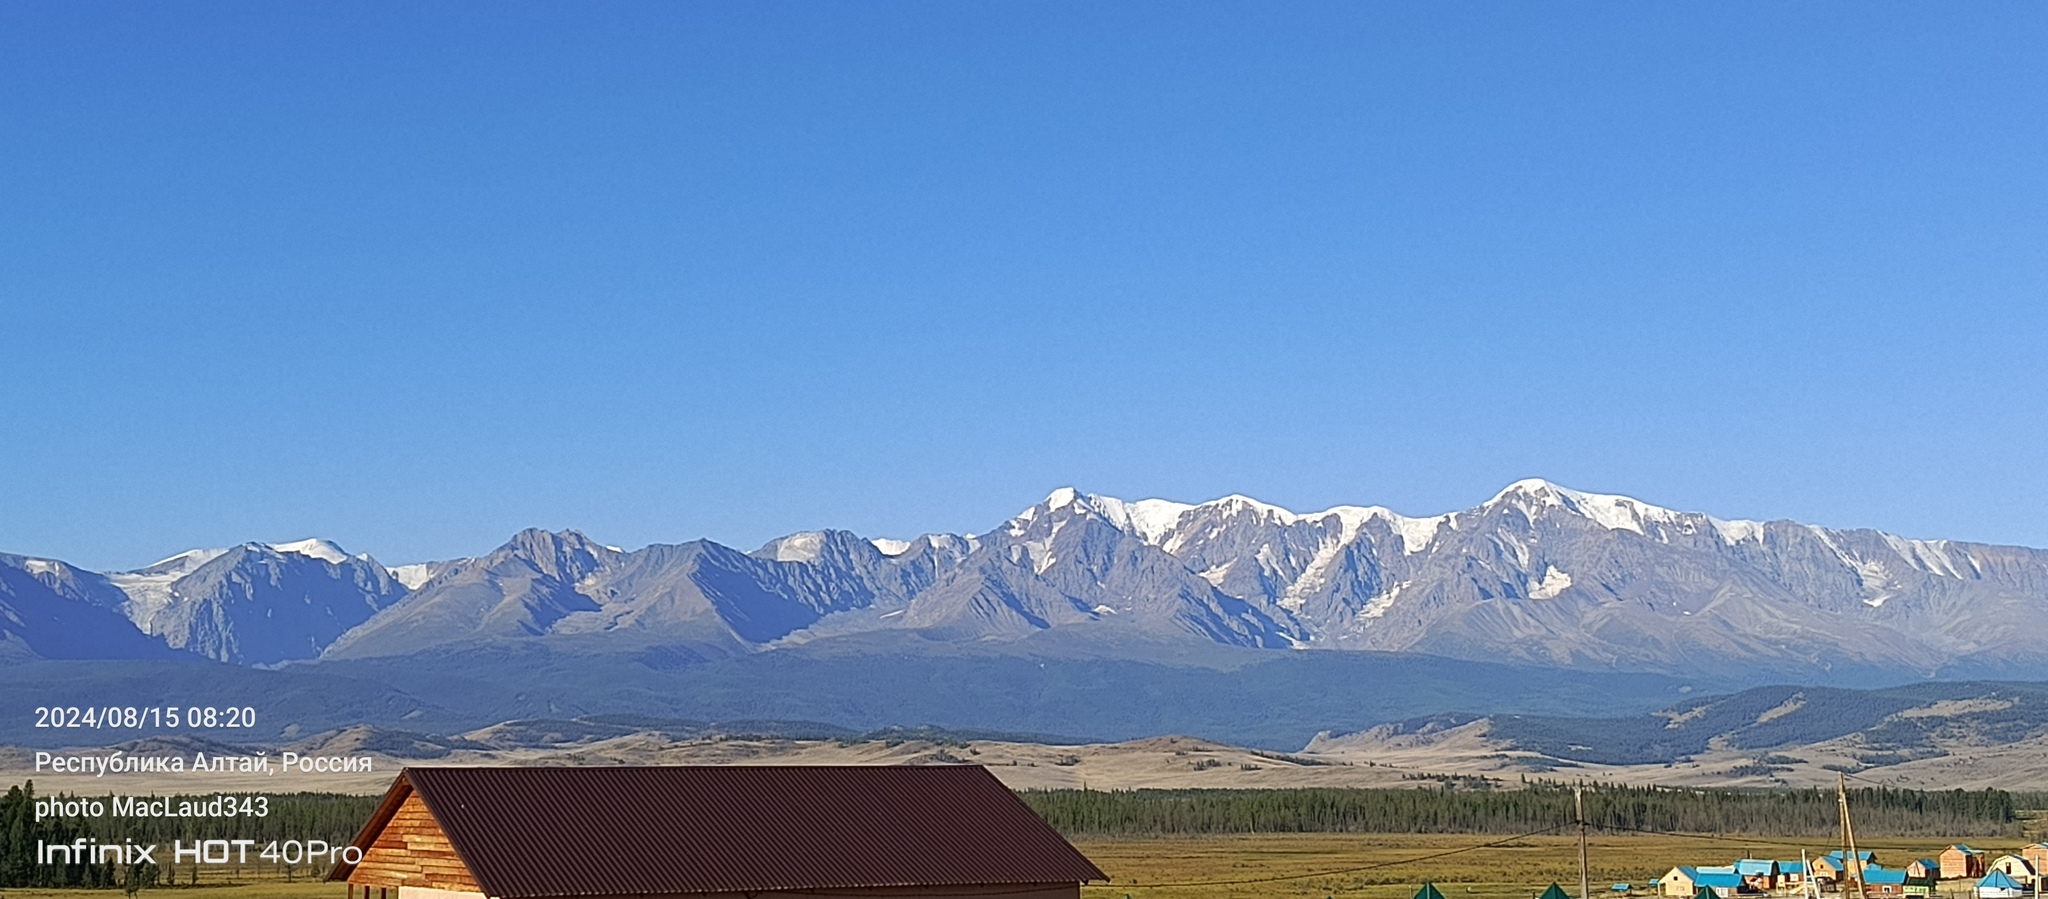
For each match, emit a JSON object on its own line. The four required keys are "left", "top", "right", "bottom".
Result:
{"left": 1661, "top": 868, "right": 1701, "bottom": 897}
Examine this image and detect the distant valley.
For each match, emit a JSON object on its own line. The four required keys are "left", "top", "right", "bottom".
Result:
{"left": 17, "top": 677, "right": 2048, "bottom": 794}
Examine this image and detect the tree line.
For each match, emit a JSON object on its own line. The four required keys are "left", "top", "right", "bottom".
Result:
{"left": 1, "top": 781, "right": 380, "bottom": 889}
{"left": 6, "top": 778, "right": 2025, "bottom": 889}
{"left": 1018, "top": 782, "right": 2020, "bottom": 838}
{"left": 2, "top": 781, "right": 121, "bottom": 888}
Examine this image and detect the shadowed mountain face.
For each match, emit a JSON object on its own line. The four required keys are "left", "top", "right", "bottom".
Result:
{"left": 0, "top": 554, "right": 181, "bottom": 662}
{"left": 325, "top": 514, "right": 1293, "bottom": 660}
{"left": 139, "top": 544, "right": 408, "bottom": 664}
{"left": 312, "top": 483, "right": 2048, "bottom": 680}
{"left": 7, "top": 481, "right": 2048, "bottom": 684}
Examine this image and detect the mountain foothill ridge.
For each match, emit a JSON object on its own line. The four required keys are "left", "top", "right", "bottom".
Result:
{"left": 5, "top": 479, "right": 2046, "bottom": 682}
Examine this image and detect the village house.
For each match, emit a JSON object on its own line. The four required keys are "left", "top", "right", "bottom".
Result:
{"left": 328, "top": 766, "right": 1107, "bottom": 899}
{"left": 1777, "top": 861, "right": 1807, "bottom": 888}
{"left": 1693, "top": 868, "right": 1746, "bottom": 898}
{"left": 1977, "top": 872, "right": 2026, "bottom": 899}
{"left": 1906, "top": 860, "right": 1941, "bottom": 880}
{"left": 1816, "top": 852, "right": 1879, "bottom": 884}
{"left": 1810, "top": 859, "right": 1842, "bottom": 886}
{"left": 1945, "top": 846, "right": 1990, "bottom": 880}
{"left": 1988, "top": 855, "right": 2037, "bottom": 889}
{"left": 2022, "top": 844, "right": 2048, "bottom": 876}
{"left": 1661, "top": 867, "right": 1703, "bottom": 897}
{"left": 1734, "top": 861, "right": 1778, "bottom": 892}
{"left": 1862, "top": 865, "right": 1911, "bottom": 897}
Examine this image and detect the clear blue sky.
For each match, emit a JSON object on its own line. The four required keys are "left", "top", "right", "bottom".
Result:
{"left": 4, "top": 2, "right": 2044, "bottom": 570}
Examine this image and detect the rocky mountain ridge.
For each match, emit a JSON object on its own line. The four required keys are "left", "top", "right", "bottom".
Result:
{"left": 6, "top": 480, "right": 2046, "bottom": 682}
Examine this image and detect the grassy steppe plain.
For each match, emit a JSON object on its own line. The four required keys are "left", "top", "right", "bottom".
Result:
{"left": 1, "top": 835, "right": 2030, "bottom": 899}
{"left": 1075, "top": 834, "right": 2020, "bottom": 899}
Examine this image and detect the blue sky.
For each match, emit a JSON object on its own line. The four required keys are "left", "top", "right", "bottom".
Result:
{"left": 3, "top": 2, "right": 2044, "bottom": 570}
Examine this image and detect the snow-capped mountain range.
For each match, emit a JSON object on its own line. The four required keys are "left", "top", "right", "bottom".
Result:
{"left": 5, "top": 480, "right": 2047, "bottom": 680}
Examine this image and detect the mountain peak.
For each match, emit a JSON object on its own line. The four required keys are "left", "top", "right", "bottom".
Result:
{"left": 1022, "top": 489, "right": 1193, "bottom": 545}
{"left": 1485, "top": 479, "right": 1676, "bottom": 530}
{"left": 132, "top": 547, "right": 231, "bottom": 576}
{"left": 493, "top": 528, "right": 620, "bottom": 582}
{"left": 267, "top": 538, "right": 354, "bottom": 564}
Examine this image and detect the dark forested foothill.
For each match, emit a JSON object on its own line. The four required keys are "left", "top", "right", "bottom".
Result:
{"left": 2, "top": 782, "right": 123, "bottom": 888}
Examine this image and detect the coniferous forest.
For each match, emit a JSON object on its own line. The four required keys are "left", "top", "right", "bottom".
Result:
{"left": 1, "top": 782, "right": 380, "bottom": 889}
{"left": 1018, "top": 783, "right": 2020, "bottom": 838}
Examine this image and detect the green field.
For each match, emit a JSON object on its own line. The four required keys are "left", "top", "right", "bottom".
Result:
{"left": 1076, "top": 833, "right": 2028, "bottom": 899}
{"left": 0, "top": 832, "right": 2035, "bottom": 899}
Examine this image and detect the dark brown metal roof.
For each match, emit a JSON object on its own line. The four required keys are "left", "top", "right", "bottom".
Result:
{"left": 332, "top": 765, "right": 1105, "bottom": 897}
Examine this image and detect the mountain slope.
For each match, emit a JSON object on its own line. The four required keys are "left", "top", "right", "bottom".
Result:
{"left": 1037, "top": 481, "right": 2048, "bottom": 680}
{"left": 0, "top": 554, "right": 184, "bottom": 662}
{"left": 13, "top": 479, "right": 2048, "bottom": 682}
{"left": 325, "top": 528, "right": 940, "bottom": 658}
{"left": 1306, "top": 679, "right": 2048, "bottom": 789}
{"left": 895, "top": 489, "right": 1292, "bottom": 646}
{"left": 104, "top": 540, "right": 407, "bottom": 664}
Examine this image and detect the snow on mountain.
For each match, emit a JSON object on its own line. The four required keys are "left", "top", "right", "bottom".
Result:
{"left": 13, "top": 480, "right": 2048, "bottom": 681}
{"left": 0, "top": 553, "right": 183, "bottom": 662}
{"left": 870, "top": 538, "right": 912, "bottom": 556}
{"left": 894, "top": 490, "right": 1294, "bottom": 647}
{"left": 985, "top": 483, "right": 2048, "bottom": 678}
{"left": 386, "top": 564, "right": 438, "bottom": 590}
{"left": 268, "top": 538, "right": 353, "bottom": 564}
{"left": 95, "top": 540, "right": 409, "bottom": 664}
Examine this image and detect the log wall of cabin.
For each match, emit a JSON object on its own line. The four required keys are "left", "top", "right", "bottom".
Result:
{"left": 680, "top": 885, "right": 1077, "bottom": 899}
{"left": 346, "top": 794, "right": 481, "bottom": 893}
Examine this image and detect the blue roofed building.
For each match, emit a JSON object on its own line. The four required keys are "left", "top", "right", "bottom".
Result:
{"left": 1662, "top": 867, "right": 1702, "bottom": 898}
{"left": 1694, "top": 870, "right": 1746, "bottom": 898}
{"left": 1977, "top": 871, "right": 2025, "bottom": 899}
{"left": 1735, "top": 861, "right": 1779, "bottom": 891}
{"left": 1778, "top": 861, "right": 1808, "bottom": 886}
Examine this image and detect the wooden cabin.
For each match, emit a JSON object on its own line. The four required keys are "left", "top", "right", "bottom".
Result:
{"left": 328, "top": 766, "right": 1106, "bottom": 899}
{"left": 1944, "top": 846, "right": 1989, "bottom": 880}
{"left": 1691, "top": 869, "right": 1745, "bottom": 898}
{"left": 2021, "top": 845, "right": 2048, "bottom": 877}
{"left": 1734, "top": 860, "right": 1777, "bottom": 892}
{"left": 1816, "top": 853, "right": 1876, "bottom": 884}
{"left": 1859, "top": 866, "right": 1925, "bottom": 899}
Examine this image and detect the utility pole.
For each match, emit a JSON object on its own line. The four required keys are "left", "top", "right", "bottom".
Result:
{"left": 1578, "top": 786, "right": 1591, "bottom": 899}
{"left": 1838, "top": 773, "right": 1866, "bottom": 899}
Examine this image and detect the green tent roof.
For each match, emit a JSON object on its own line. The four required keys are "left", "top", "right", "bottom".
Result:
{"left": 1693, "top": 887, "right": 1718, "bottom": 899}
{"left": 1539, "top": 884, "right": 1574, "bottom": 899}
{"left": 1415, "top": 884, "right": 1448, "bottom": 899}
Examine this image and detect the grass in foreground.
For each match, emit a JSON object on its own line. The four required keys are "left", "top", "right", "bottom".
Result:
{"left": 3, "top": 833, "right": 2030, "bottom": 899}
